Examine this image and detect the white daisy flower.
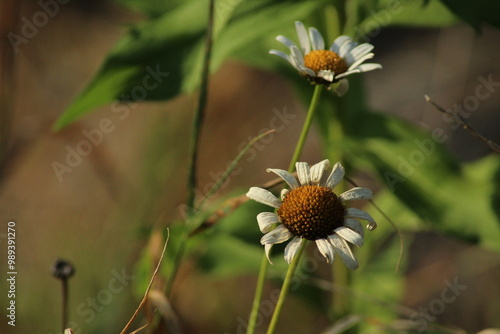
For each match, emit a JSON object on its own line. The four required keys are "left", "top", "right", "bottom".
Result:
{"left": 270, "top": 21, "right": 382, "bottom": 96}
{"left": 246, "top": 160, "right": 376, "bottom": 270}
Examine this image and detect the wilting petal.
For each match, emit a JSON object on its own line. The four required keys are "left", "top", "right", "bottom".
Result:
{"left": 295, "top": 21, "right": 310, "bottom": 55}
{"left": 310, "top": 159, "right": 330, "bottom": 185}
{"left": 318, "top": 70, "right": 335, "bottom": 82}
{"left": 328, "top": 234, "right": 359, "bottom": 270}
{"left": 257, "top": 212, "right": 280, "bottom": 233}
{"left": 334, "top": 226, "right": 363, "bottom": 247}
{"left": 260, "top": 225, "right": 292, "bottom": 245}
{"left": 267, "top": 168, "right": 299, "bottom": 189}
{"left": 284, "top": 237, "right": 302, "bottom": 264}
{"left": 339, "top": 187, "right": 372, "bottom": 201}
{"left": 246, "top": 187, "right": 281, "bottom": 208}
{"left": 333, "top": 79, "right": 349, "bottom": 96}
{"left": 346, "top": 207, "right": 377, "bottom": 230}
{"left": 309, "top": 27, "right": 325, "bottom": 50}
{"left": 325, "top": 162, "right": 345, "bottom": 189}
{"left": 344, "top": 218, "right": 364, "bottom": 239}
{"left": 264, "top": 244, "right": 274, "bottom": 264}
{"left": 280, "top": 188, "right": 289, "bottom": 200}
{"left": 296, "top": 162, "right": 312, "bottom": 185}
{"left": 316, "top": 238, "right": 335, "bottom": 263}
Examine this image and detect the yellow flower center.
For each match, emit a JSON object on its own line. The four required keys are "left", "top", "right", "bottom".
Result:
{"left": 304, "top": 50, "right": 348, "bottom": 79}
{"left": 278, "top": 185, "right": 346, "bottom": 240}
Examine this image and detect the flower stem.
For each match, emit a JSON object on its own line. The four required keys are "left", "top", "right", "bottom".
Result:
{"left": 246, "top": 253, "right": 269, "bottom": 334}
{"left": 247, "top": 84, "right": 323, "bottom": 333}
{"left": 266, "top": 239, "right": 308, "bottom": 334}
{"left": 287, "top": 84, "right": 323, "bottom": 172}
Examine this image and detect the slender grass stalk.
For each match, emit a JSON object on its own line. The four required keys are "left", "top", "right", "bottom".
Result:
{"left": 287, "top": 85, "right": 323, "bottom": 172}
{"left": 247, "top": 85, "right": 323, "bottom": 334}
{"left": 266, "top": 239, "right": 308, "bottom": 334}
{"left": 167, "top": 0, "right": 215, "bottom": 295}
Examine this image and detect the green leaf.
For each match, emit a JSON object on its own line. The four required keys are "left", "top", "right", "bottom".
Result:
{"left": 346, "top": 0, "right": 458, "bottom": 38}
{"left": 438, "top": 0, "right": 500, "bottom": 30}
{"left": 53, "top": 0, "right": 324, "bottom": 130}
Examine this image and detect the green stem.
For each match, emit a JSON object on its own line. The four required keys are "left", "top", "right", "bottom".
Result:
{"left": 247, "top": 84, "right": 323, "bottom": 333}
{"left": 266, "top": 239, "right": 308, "bottom": 334}
{"left": 246, "top": 253, "right": 269, "bottom": 334}
{"left": 287, "top": 85, "right": 323, "bottom": 172}
{"left": 167, "top": 0, "right": 214, "bottom": 296}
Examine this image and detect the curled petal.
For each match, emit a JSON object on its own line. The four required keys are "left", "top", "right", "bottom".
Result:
{"left": 339, "top": 187, "right": 372, "bottom": 201}
{"left": 344, "top": 218, "right": 364, "bottom": 239}
{"left": 257, "top": 212, "right": 280, "bottom": 233}
{"left": 284, "top": 237, "right": 302, "bottom": 264}
{"left": 260, "top": 225, "right": 292, "bottom": 245}
{"left": 264, "top": 244, "right": 274, "bottom": 264}
{"left": 310, "top": 159, "right": 330, "bottom": 185}
{"left": 346, "top": 208, "right": 377, "bottom": 230}
{"left": 335, "top": 226, "right": 364, "bottom": 247}
{"left": 328, "top": 234, "right": 359, "bottom": 270}
{"left": 325, "top": 162, "right": 345, "bottom": 189}
{"left": 333, "top": 79, "right": 349, "bottom": 96}
{"left": 296, "top": 162, "right": 312, "bottom": 185}
{"left": 316, "top": 238, "right": 335, "bottom": 263}
{"left": 267, "top": 168, "right": 299, "bottom": 189}
{"left": 317, "top": 70, "right": 335, "bottom": 82}
{"left": 280, "top": 188, "right": 289, "bottom": 200}
{"left": 246, "top": 187, "right": 281, "bottom": 208}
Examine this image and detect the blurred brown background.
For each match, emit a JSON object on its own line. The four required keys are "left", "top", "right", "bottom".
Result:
{"left": 1, "top": 0, "right": 499, "bottom": 333}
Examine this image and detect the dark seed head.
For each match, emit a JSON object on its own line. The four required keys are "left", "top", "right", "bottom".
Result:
{"left": 277, "top": 185, "right": 346, "bottom": 240}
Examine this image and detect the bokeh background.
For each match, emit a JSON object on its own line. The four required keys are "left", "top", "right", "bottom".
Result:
{"left": 1, "top": 0, "right": 499, "bottom": 333}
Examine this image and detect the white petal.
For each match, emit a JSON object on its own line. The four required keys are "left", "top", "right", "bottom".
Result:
{"left": 284, "top": 237, "right": 302, "bottom": 264}
{"left": 267, "top": 168, "right": 299, "bottom": 189}
{"left": 309, "top": 27, "right": 325, "bottom": 50}
{"left": 347, "top": 53, "right": 374, "bottom": 71}
{"left": 335, "top": 70, "right": 361, "bottom": 79}
{"left": 280, "top": 188, "right": 289, "bottom": 200}
{"left": 295, "top": 162, "right": 312, "bottom": 185}
{"left": 269, "top": 49, "right": 291, "bottom": 63}
{"left": 260, "top": 225, "right": 292, "bottom": 245}
{"left": 317, "top": 70, "right": 335, "bottom": 82}
{"left": 290, "top": 45, "right": 305, "bottom": 67}
{"left": 316, "top": 238, "right": 335, "bottom": 263}
{"left": 338, "top": 39, "right": 358, "bottom": 58}
{"left": 334, "top": 226, "right": 363, "bottom": 247}
{"left": 339, "top": 187, "right": 372, "bottom": 201}
{"left": 310, "top": 159, "right": 330, "bottom": 185}
{"left": 344, "top": 43, "right": 374, "bottom": 65}
{"left": 246, "top": 187, "right": 281, "bottom": 208}
{"left": 330, "top": 35, "right": 351, "bottom": 53}
{"left": 325, "top": 162, "right": 345, "bottom": 188}
{"left": 346, "top": 208, "right": 377, "bottom": 230}
{"left": 328, "top": 234, "right": 359, "bottom": 270}
{"left": 295, "top": 21, "right": 310, "bottom": 55}
{"left": 276, "top": 35, "right": 297, "bottom": 49}
{"left": 333, "top": 79, "right": 349, "bottom": 96}
{"left": 356, "top": 63, "right": 382, "bottom": 72}
{"left": 264, "top": 244, "right": 274, "bottom": 264}
{"left": 257, "top": 212, "right": 280, "bottom": 233}
{"left": 344, "top": 218, "right": 364, "bottom": 239}
{"left": 299, "top": 65, "right": 316, "bottom": 77}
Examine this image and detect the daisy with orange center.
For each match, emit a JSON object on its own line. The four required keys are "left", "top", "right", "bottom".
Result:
{"left": 246, "top": 160, "right": 377, "bottom": 270}
{"left": 270, "top": 21, "right": 382, "bottom": 96}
